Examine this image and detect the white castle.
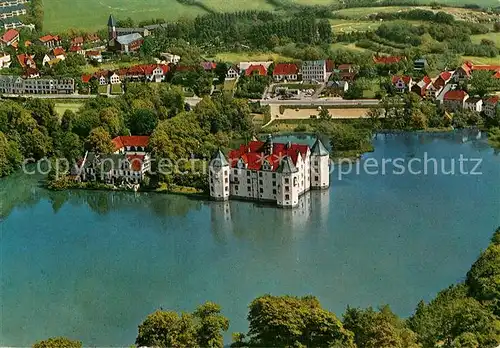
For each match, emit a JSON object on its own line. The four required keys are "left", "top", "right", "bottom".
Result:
{"left": 208, "top": 136, "right": 330, "bottom": 208}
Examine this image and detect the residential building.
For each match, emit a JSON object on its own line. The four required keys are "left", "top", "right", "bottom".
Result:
{"left": 0, "top": 3, "right": 25, "bottom": 19}
{"left": 325, "top": 59, "right": 334, "bottom": 73}
{"left": 325, "top": 80, "right": 348, "bottom": 97}
{"left": 0, "top": 17, "right": 22, "bottom": 29}
{"left": 16, "top": 53, "right": 35, "bottom": 68}
{"left": 414, "top": 58, "right": 427, "bottom": 71}
{"left": 411, "top": 76, "right": 432, "bottom": 97}
{"left": 0, "top": 51, "right": 10, "bottom": 68}
{"left": 226, "top": 65, "right": 239, "bottom": 79}
{"left": 302, "top": 60, "right": 326, "bottom": 83}
{"left": 85, "top": 50, "right": 102, "bottom": 62}
{"left": 85, "top": 33, "right": 101, "bottom": 45}
{"left": 245, "top": 64, "right": 267, "bottom": 77}
{"left": 336, "top": 64, "right": 356, "bottom": 81}
{"left": 160, "top": 52, "right": 180, "bottom": 64}
{"left": 484, "top": 96, "right": 499, "bottom": 118}
{"left": 23, "top": 67, "right": 39, "bottom": 78}
{"left": 38, "top": 34, "right": 60, "bottom": 48}
{"left": 0, "top": 28, "right": 18, "bottom": 46}
{"left": 69, "top": 45, "right": 85, "bottom": 55}
{"left": 0, "top": 0, "right": 28, "bottom": 6}
{"left": 464, "top": 97, "right": 483, "bottom": 113}
{"left": 109, "top": 72, "right": 121, "bottom": 85}
{"left": 272, "top": 63, "right": 299, "bottom": 82}
{"left": 391, "top": 75, "right": 413, "bottom": 93}
{"left": 112, "top": 135, "right": 149, "bottom": 154}
{"left": 0, "top": 75, "right": 74, "bottom": 94}
{"left": 201, "top": 61, "right": 216, "bottom": 71}
{"left": 433, "top": 71, "right": 453, "bottom": 90}
{"left": 238, "top": 61, "right": 273, "bottom": 71}
{"left": 208, "top": 136, "right": 329, "bottom": 208}
{"left": 443, "top": 90, "right": 469, "bottom": 112}
{"left": 70, "top": 36, "right": 84, "bottom": 46}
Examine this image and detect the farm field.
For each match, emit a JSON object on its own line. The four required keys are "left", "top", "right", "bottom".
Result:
{"left": 201, "top": 0, "right": 274, "bottom": 12}
{"left": 332, "top": 6, "right": 413, "bottom": 19}
{"left": 329, "top": 19, "right": 380, "bottom": 33}
{"left": 462, "top": 56, "right": 500, "bottom": 65}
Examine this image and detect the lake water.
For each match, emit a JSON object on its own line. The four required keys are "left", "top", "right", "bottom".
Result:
{"left": 1, "top": 132, "right": 499, "bottom": 346}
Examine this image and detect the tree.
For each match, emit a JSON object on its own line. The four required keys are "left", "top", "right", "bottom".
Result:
{"left": 470, "top": 70, "right": 496, "bottom": 97}
{"left": 214, "top": 63, "right": 228, "bottom": 84}
{"left": 194, "top": 302, "right": 229, "bottom": 348}
{"left": 128, "top": 109, "right": 159, "bottom": 135}
{"left": 494, "top": 22, "right": 500, "bottom": 33}
{"left": 343, "top": 305, "right": 419, "bottom": 348}
{"left": 54, "top": 131, "right": 83, "bottom": 161}
{"left": 86, "top": 127, "right": 114, "bottom": 154}
{"left": 61, "top": 110, "right": 76, "bottom": 132}
{"left": 319, "top": 107, "right": 332, "bottom": 120}
{"left": 136, "top": 310, "right": 197, "bottom": 347}
{"left": 246, "top": 295, "right": 355, "bottom": 347}
{"left": 99, "top": 107, "right": 123, "bottom": 137}
{"left": 32, "top": 337, "right": 82, "bottom": 348}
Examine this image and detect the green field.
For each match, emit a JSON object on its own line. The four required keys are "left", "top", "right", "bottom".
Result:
{"left": 207, "top": 51, "right": 294, "bottom": 63}
{"left": 471, "top": 33, "right": 500, "bottom": 49}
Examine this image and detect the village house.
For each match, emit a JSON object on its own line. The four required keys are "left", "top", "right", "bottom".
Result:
{"left": 483, "top": 96, "right": 499, "bottom": 118}
{"left": 42, "top": 48, "right": 66, "bottom": 67}
{"left": 336, "top": 64, "right": 356, "bottom": 81}
{"left": 414, "top": 58, "right": 427, "bottom": 71}
{"left": 201, "top": 61, "right": 216, "bottom": 71}
{"left": 0, "top": 75, "right": 74, "bottom": 94}
{"left": 0, "top": 17, "right": 23, "bottom": 30}
{"left": 38, "top": 34, "right": 60, "bottom": 48}
{"left": 208, "top": 136, "right": 329, "bottom": 208}
{"left": 443, "top": 90, "right": 469, "bottom": 112}
{"left": 373, "top": 55, "right": 404, "bottom": 65}
{"left": 272, "top": 63, "right": 299, "bottom": 82}
{"left": 160, "top": 52, "right": 180, "bottom": 64}
{"left": 245, "top": 64, "right": 267, "bottom": 77}
{"left": 71, "top": 36, "right": 84, "bottom": 47}
{"left": 85, "top": 33, "right": 101, "bottom": 45}
{"left": 325, "top": 80, "right": 348, "bottom": 97}
{"left": 0, "top": 28, "right": 18, "bottom": 47}
{"left": 78, "top": 135, "right": 151, "bottom": 184}
{"left": 23, "top": 67, "right": 39, "bottom": 78}
{"left": 302, "top": 60, "right": 326, "bottom": 83}
{"left": 16, "top": 53, "right": 35, "bottom": 68}
{"left": 85, "top": 50, "right": 102, "bottom": 63}
{"left": 109, "top": 33, "right": 143, "bottom": 53}
{"left": 109, "top": 72, "right": 120, "bottom": 85}
{"left": 0, "top": 51, "right": 10, "bottom": 68}
{"left": 225, "top": 65, "right": 239, "bottom": 79}
{"left": 464, "top": 97, "right": 483, "bottom": 113}
{"left": 391, "top": 75, "right": 413, "bottom": 93}
{"left": 0, "top": 0, "right": 28, "bottom": 6}
{"left": 69, "top": 45, "right": 85, "bottom": 55}
{"left": 238, "top": 61, "right": 273, "bottom": 71}
{"left": 411, "top": 76, "right": 432, "bottom": 97}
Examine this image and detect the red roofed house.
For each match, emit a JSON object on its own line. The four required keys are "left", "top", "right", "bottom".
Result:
{"left": 484, "top": 96, "right": 499, "bottom": 118}
{"left": 16, "top": 53, "right": 36, "bottom": 69}
{"left": 208, "top": 136, "right": 330, "bottom": 207}
{"left": 411, "top": 75, "right": 432, "bottom": 97}
{"left": 443, "top": 90, "right": 469, "bottom": 112}
{"left": 201, "top": 61, "right": 216, "bottom": 71}
{"left": 69, "top": 45, "right": 85, "bottom": 55}
{"left": 373, "top": 55, "right": 403, "bottom": 64}
{"left": 272, "top": 63, "right": 299, "bottom": 82}
{"left": 391, "top": 75, "right": 413, "bottom": 93}
{"left": 85, "top": 33, "right": 101, "bottom": 44}
{"left": 38, "top": 34, "right": 61, "bottom": 48}
{"left": 433, "top": 71, "right": 453, "bottom": 90}
{"left": 226, "top": 65, "right": 240, "bottom": 79}
{"left": 81, "top": 74, "right": 92, "bottom": 84}
{"left": 85, "top": 50, "right": 102, "bottom": 63}
{"left": 112, "top": 135, "right": 150, "bottom": 154}
{"left": 494, "top": 71, "right": 500, "bottom": 79}
{"left": 71, "top": 36, "right": 84, "bottom": 46}
{"left": 52, "top": 47, "right": 66, "bottom": 60}
{"left": 326, "top": 59, "right": 334, "bottom": 73}
{"left": 0, "top": 28, "right": 19, "bottom": 47}
{"left": 245, "top": 64, "right": 267, "bottom": 77}
{"left": 453, "top": 62, "right": 472, "bottom": 83}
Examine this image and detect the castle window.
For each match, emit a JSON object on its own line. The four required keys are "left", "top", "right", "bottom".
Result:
{"left": 273, "top": 181, "right": 276, "bottom": 186}
{"left": 272, "top": 173, "right": 276, "bottom": 179}
{"left": 247, "top": 186, "right": 251, "bottom": 191}
{"left": 273, "top": 189, "right": 276, "bottom": 194}
{"left": 314, "top": 160, "right": 318, "bottom": 166}
{"left": 285, "top": 186, "right": 289, "bottom": 192}
{"left": 259, "top": 180, "right": 263, "bottom": 185}
{"left": 285, "top": 178, "right": 289, "bottom": 184}
{"left": 235, "top": 185, "right": 239, "bottom": 191}
{"left": 247, "top": 178, "right": 251, "bottom": 184}
{"left": 225, "top": 186, "right": 229, "bottom": 191}
{"left": 247, "top": 171, "right": 251, "bottom": 176}
{"left": 315, "top": 176, "right": 319, "bottom": 181}
{"left": 260, "top": 188, "right": 263, "bottom": 193}
{"left": 259, "top": 172, "right": 263, "bottom": 177}
{"left": 285, "top": 194, "right": 290, "bottom": 200}
{"left": 225, "top": 177, "right": 228, "bottom": 183}
{"left": 234, "top": 169, "right": 238, "bottom": 175}
{"left": 293, "top": 178, "right": 298, "bottom": 186}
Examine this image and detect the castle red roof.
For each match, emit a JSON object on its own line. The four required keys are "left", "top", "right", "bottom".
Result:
{"left": 272, "top": 63, "right": 298, "bottom": 76}
{"left": 373, "top": 55, "right": 403, "bottom": 64}
{"left": 228, "top": 141, "right": 309, "bottom": 171}
{"left": 112, "top": 136, "right": 149, "bottom": 151}
{"left": 444, "top": 90, "right": 468, "bottom": 101}
{"left": 245, "top": 64, "right": 267, "bottom": 76}
{"left": 1, "top": 29, "right": 18, "bottom": 43}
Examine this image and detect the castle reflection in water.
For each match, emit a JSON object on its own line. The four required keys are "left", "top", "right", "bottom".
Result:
{"left": 210, "top": 189, "right": 331, "bottom": 241}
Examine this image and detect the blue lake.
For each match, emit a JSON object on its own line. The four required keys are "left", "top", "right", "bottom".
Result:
{"left": 1, "top": 132, "right": 499, "bottom": 345}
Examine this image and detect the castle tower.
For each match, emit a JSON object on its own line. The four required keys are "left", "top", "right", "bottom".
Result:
{"left": 209, "top": 149, "right": 230, "bottom": 201}
{"left": 107, "top": 14, "right": 117, "bottom": 41}
{"left": 276, "top": 156, "right": 299, "bottom": 208}
{"left": 310, "top": 138, "right": 330, "bottom": 189}
{"left": 263, "top": 134, "right": 273, "bottom": 156}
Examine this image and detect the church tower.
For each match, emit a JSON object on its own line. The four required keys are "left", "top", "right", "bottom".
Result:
{"left": 310, "top": 138, "right": 330, "bottom": 189}
{"left": 107, "top": 14, "right": 117, "bottom": 41}
{"left": 209, "top": 149, "right": 230, "bottom": 201}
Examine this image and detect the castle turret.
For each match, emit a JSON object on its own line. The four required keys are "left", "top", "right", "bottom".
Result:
{"left": 209, "top": 149, "right": 230, "bottom": 201}
{"left": 310, "top": 138, "right": 330, "bottom": 189}
{"left": 107, "top": 14, "right": 117, "bottom": 41}
{"left": 276, "top": 156, "right": 299, "bottom": 208}
{"left": 263, "top": 134, "right": 273, "bottom": 155}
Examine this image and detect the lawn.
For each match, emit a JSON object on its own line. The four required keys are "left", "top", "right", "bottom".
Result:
{"left": 330, "top": 42, "right": 370, "bottom": 52}
{"left": 111, "top": 84, "right": 123, "bottom": 94}
{"left": 471, "top": 33, "right": 500, "bottom": 49}
{"left": 462, "top": 56, "right": 500, "bottom": 65}
{"left": 201, "top": 0, "right": 274, "bottom": 12}
{"left": 332, "top": 6, "right": 411, "bottom": 19}
{"left": 54, "top": 102, "right": 83, "bottom": 116}
{"left": 82, "top": 60, "right": 151, "bottom": 74}
{"left": 329, "top": 19, "right": 380, "bottom": 33}
{"left": 98, "top": 85, "right": 108, "bottom": 95}
{"left": 207, "top": 51, "right": 295, "bottom": 63}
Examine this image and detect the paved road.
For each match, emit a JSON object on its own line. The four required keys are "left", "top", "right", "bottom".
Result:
{"left": 260, "top": 98, "right": 380, "bottom": 106}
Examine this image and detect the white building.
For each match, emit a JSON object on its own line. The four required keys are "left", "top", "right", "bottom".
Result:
{"left": 0, "top": 51, "right": 10, "bottom": 69}
{"left": 208, "top": 136, "right": 330, "bottom": 208}
{"left": 464, "top": 97, "right": 483, "bottom": 113}
{"left": 0, "top": 75, "right": 74, "bottom": 94}
{"left": 160, "top": 52, "right": 180, "bottom": 64}
{"left": 302, "top": 60, "right": 326, "bottom": 83}
{"left": 226, "top": 65, "right": 240, "bottom": 79}
{"left": 484, "top": 96, "right": 499, "bottom": 118}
